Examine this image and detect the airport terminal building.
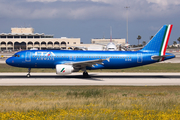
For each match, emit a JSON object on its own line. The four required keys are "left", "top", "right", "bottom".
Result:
{"left": 0, "top": 28, "right": 80, "bottom": 51}
{"left": 91, "top": 38, "right": 126, "bottom": 45}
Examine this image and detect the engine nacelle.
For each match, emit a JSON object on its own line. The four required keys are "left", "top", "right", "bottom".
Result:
{"left": 56, "top": 65, "right": 74, "bottom": 74}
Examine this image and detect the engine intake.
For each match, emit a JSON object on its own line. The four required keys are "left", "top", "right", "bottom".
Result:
{"left": 56, "top": 65, "right": 74, "bottom": 74}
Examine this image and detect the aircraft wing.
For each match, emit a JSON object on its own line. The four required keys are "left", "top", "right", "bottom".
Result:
{"left": 59, "top": 58, "right": 110, "bottom": 68}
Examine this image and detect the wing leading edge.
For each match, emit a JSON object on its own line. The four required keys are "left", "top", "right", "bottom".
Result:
{"left": 55, "top": 57, "right": 110, "bottom": 69}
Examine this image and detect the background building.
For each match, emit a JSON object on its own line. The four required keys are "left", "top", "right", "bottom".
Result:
{"left": 91, "top": 38, "right": 126, "bottom": 45}
{"left": 0, "top": 28, "right": 80, "bottom": 51}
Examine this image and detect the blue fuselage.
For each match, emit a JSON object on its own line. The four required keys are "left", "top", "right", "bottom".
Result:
{"left": 6, "top": 50, "right": 175, "bottom": 70}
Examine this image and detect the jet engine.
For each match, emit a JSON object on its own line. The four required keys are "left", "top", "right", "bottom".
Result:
{"left": 56, "top": 65, "right": 74, "bottom": 74}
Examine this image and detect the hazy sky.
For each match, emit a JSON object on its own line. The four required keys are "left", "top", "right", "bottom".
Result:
{"left": 0, "top": 0, "right": 180, "bottom": 45}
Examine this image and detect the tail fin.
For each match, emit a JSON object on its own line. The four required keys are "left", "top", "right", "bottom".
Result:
{"left": 140, "top": 24, "right": 173, "bottom": 56}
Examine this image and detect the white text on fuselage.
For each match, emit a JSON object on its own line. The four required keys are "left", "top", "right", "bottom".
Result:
{"left": 34, "top": 52, "right": 55, "bottom": 61}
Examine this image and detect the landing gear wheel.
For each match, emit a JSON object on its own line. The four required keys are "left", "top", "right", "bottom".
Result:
{"left": 83, "top": 72, "right": 89, "bottom": 78}
{"left": 27, "top": 74, "right": 30, "bottom": 78}
{"left": 27, "top": 68, "right": 31, "bottom": 78}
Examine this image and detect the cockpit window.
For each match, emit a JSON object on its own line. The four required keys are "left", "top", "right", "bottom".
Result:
{"left": 12, "top": 54, "right": 20, "bottom": 57}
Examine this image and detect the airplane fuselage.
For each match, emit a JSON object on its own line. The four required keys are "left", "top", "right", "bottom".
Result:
{"left": 6, "top": 50, "right": 175, "bottom": 69}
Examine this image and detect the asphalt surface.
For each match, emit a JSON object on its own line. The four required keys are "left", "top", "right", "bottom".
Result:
{"left": 0, "top": 52, "right": 180, "bottom": 86}
{"left": 0, "top": 73, "right": 180, "bottom": 86}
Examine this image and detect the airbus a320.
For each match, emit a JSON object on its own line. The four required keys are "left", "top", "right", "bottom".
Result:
{"left": 6, "top": 24, "right": 175, "bottom": 77}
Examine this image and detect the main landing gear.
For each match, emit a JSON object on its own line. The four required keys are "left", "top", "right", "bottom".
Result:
{"left": 27, "top": 68, "right": 31, "bottom": 78}
{"left": 82, "top": 68, "right": 89, "bottom": 78}
{"left": 83, "top": 71, "right": 89, "bottom": 78}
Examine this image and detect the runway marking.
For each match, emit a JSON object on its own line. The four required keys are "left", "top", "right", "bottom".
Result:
{"left": 0, "top": 73, "right": 180, "bottom": 86}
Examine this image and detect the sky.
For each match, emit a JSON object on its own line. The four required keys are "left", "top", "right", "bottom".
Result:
{"left": 0, "top": 0, "right": 180, "bottom": 45}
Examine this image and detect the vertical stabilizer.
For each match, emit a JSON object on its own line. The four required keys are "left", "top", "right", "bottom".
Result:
{"left": 140, "top": 25, "right": 173, "bottom": 55}
{"left": 110, "top": 26, "right": 112, "bottom": 42}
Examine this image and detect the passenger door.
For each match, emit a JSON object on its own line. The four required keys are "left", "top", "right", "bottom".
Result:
{"left": 25, "top": 52, "right": 31, "bottom": 62}
{"left": 137, "top": 53, "right": 142, "bottom": 63}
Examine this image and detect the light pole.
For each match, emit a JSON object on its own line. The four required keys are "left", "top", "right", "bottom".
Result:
{"left": 125, "top": 6, "right": 130, "bottom": 44}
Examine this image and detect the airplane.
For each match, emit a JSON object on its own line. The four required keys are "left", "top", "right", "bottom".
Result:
{"left": 103, "top": 27, "right": 117, "bottom": 51}
{"left": 94, "top": 27, "right": 117, "bottom": 51}
{"left": 6, "top": 24, "right": 175, "bottom": 78}
{"left": 106, "top": 42, "right": 117, "bottom": 51}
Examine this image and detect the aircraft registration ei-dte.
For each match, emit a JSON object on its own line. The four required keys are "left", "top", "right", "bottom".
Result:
{"left": 6, "top": 24, "right": 175, "bottom": 77}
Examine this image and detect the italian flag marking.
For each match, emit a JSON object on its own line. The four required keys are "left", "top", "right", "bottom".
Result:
{"left": 61, "top": 68, "right": 65, "bottom": 73}
{"left": 159, "top": 25, "right": 173, "bottom": 61}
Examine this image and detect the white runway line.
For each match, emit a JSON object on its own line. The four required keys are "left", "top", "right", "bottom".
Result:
{"left": 0, "top": 72, "right": 180, "bottom": 86}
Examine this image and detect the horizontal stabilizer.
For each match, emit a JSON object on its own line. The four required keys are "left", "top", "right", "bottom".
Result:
{"left": 151, "top": 55, "right": 173, "bottom": 60}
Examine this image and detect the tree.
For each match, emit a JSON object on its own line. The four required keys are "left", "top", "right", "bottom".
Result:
{"left": 177, "top": 37, "right": 180, "bottom": 47}
{"left": 142, "top": 41, "right": 146, "bottom": 46}
{"left": 173, "top": 41, "right": 177, "bottom": 46}
{"left": 150, "top": 36, "right": 153, "bottom": 40}
{"left": 137, "top": 35, "right": 141, "bottom": 46}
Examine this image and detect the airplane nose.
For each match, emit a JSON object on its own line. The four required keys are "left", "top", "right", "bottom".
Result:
{"left": 6, "top": 57, "right": 13, "bottom": 65}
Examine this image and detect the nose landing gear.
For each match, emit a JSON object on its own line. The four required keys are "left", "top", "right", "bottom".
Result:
{"left": 27, "top": 68, "right": 31, "bottom": 78}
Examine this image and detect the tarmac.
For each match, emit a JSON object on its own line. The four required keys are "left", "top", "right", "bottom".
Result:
{"left": 0, "top": 51, "right": 180, "bottom": 86}
{"left": 0, "top": 73, "right": 180, "bottom": 86}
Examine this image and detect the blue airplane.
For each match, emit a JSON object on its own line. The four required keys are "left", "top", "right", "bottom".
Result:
{"left": 6, "top": 24, "right": 175, "bottom": 77}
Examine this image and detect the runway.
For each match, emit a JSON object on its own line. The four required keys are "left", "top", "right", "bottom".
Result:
{"left": 0, "top": 73, "right": 180, "bottom": 86}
